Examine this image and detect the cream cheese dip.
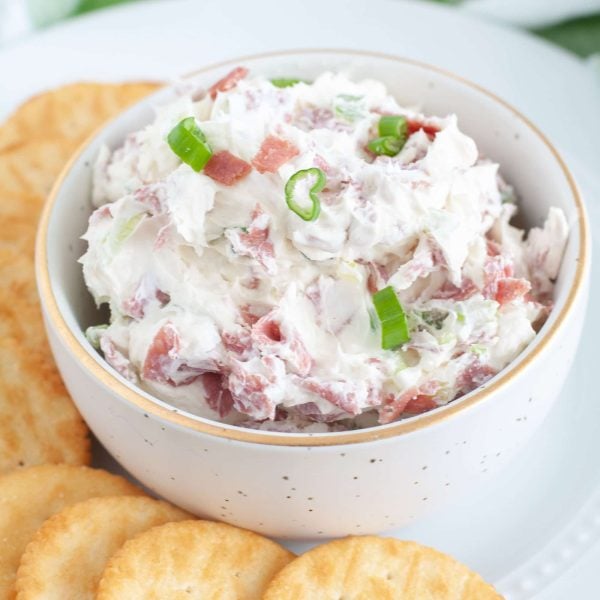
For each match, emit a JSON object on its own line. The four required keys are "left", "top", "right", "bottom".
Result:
{"left": 81, "top": 68, "right": 567, "bottom": 432}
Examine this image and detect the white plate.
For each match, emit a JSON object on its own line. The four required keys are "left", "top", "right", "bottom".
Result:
{"left": 3, "top": 1, "right": 599, "bottom": 598}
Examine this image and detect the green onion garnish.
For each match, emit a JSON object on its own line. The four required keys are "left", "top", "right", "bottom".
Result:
{"left": 271, "top": 78, "right": 305, "bottom": 88}
{"left": 333, "top": 94, "right": 366, "bottom": 123}
{"left": 85, "top": 324, "right": 108, "bottom": 350}
{"left": 470, "top": 343, "right": 486, "bottom": 356}
{"left": 284, "top": 167, "right": 326, "bottom": 222}
{"left": 366, "top": 115, "right": 409, "bottom": 157}
{"left": 419, "top": 309, "right": 449, "bottom": 331}
{"left": 367, "top": 136, "right": 403, "bottom": 157}
{"left": 167, "top": 117, "right": 212, "bottom": 172}
{"left": 372, "top": 286, "right": 410, "bottom": 350}
{"left": 378, "top": 115, "right": 408, "bottom": 142}
{"left": 112, "top": 212, "right": 145, "bottom": 249}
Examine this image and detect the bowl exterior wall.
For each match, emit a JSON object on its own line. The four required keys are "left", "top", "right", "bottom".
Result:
{"left": 42, "top": 283, "right": 586, "bottom": 538}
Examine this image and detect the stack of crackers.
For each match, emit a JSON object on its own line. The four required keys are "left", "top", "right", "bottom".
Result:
{"left": 1, "top": 464, "right": 503, "bottom": 599}
{"left": 0, "top": 81, "right": 158, "bottom": 473}
{"left": 0, "top": 83, "right": 503, "bottom": 599}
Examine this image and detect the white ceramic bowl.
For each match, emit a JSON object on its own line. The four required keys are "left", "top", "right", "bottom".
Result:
{"left": 36, "top": 50, "right": 590, "bottom": 539}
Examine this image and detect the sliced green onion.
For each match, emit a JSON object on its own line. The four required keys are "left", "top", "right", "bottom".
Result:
{"left": 112, "top": 212, "right": 145, "bottom": 248}
{"left": 366, "top": 115, "right": 409, "bottom": 158}
{"left": 167, "top": 117, "right": 212, "bottom": 172}
{"left": 85, "top": 324, "right": 108, "bottom": 350}
{"left": 470, "top": 343, "right": 487, "bottom": 356}
{"left": 284, "top": 167, "right": 325, "bottom": 222}
{"left": 378, "top": 115, "right": 408, "bottom": 142}
{"left": 372, "top": 286, "right": 410, "bottom": 350}
{"left": 367, "top": 136, "right": 403, "bottom": 157}
{"left": 333, "top": 94, "right": 366, "bottom": 123}
{"left": 500, "top": 187, "right": 516, "bottom": 204}
{"left": 419, "top": 309, "right": 449, "bottom": 330}
{"left": 271, "top": 78, "right": 305, "bottom": 88}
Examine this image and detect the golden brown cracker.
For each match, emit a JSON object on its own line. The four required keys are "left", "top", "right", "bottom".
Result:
{"left": 0, "top": 138, "right": 79, "bottom": 199}
{"left": 262, "top": 536, "right": 503, "bottom": 600}
{"left": 0, "top": 82, "right": 160, "bottom": 153}
{"left": 0, "top": 465, "right": 143, "bottom": 599}
{"left": 97, "top": 520, "right": 294, "bottom": 600}
{"left": 16, "top": 496, "right": 190, "bottom": 600}
{"left": 0, "top": 81, "right": 160, "bottom": 473}
{"left": 0, "top": 208, "right": 39, "bottom": 252}
{"left": 0, "top": 242, "right": 89, "bottom": 473}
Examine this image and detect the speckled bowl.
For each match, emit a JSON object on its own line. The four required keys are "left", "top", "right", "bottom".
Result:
{"left": 36, "top": 50, "right": 590, "bottom": 538}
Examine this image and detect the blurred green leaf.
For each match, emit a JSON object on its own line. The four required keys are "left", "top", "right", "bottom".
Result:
{"left": 73, "top": 0, "right": 140, "bottom": 16}
{"left": 533, "top": 14, "right": 600, "bottom": 58}
{"left": 27, "top": 0, "right": 79, "bottom": 26}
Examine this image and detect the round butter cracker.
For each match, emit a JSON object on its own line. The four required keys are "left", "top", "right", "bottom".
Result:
{"left": 0, "top": 82, "right": 160, "bottom": 154}
{"left": 97, "top": 520, "right": 294, "bottom": 600}
{"left": 0, "top": 464, "right": 143, "bottom": 598}
{"left": 263, "top": 536, "right": 503, "bottom": 600}
{"left": 16, "top": 495, "right": 190, "bottom": 600}
{"left": 0, "top": 81, "right": 161, "bottom": 474}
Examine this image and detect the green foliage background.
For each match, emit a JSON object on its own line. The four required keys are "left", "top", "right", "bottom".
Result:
{"left": 430, "top": 0, "right": 600, "bottom": 57}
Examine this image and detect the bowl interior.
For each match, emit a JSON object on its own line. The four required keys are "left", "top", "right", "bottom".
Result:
{"left": 43, "top": 50, "right": 584, "bottom": 432}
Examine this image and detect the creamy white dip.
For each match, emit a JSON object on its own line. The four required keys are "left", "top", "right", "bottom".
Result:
{"left": 81, "top": 69, "right": 568, "bottom": 432}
